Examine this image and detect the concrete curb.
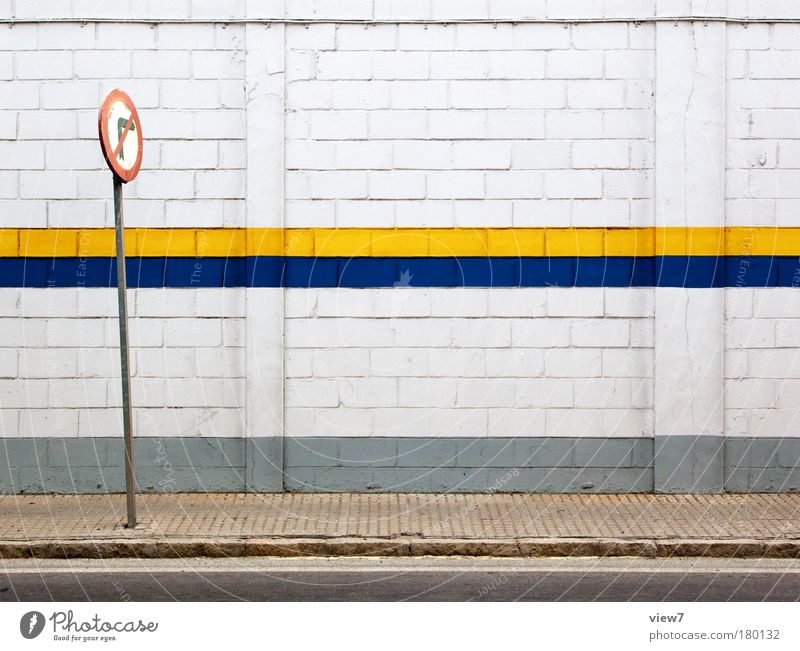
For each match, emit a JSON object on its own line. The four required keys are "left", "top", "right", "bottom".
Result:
{"left": 2, "top": 537, "right": 800, "bottom": 559}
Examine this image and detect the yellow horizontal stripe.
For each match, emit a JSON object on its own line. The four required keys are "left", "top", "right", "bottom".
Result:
{"left": 4, "top": 227, "right": 800, "bottom": 258}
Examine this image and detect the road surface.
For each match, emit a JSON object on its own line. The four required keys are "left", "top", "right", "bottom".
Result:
{"left": 2, "top": 557, "right": 800, "bottom": 601}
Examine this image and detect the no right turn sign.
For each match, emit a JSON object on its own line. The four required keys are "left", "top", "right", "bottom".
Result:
{"left": 98, "top": 88, "right": 143, "bottom": 183}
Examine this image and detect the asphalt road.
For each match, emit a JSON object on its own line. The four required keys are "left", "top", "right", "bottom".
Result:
{"left": 2, "top": 557, "right": 800, "bottom": 601}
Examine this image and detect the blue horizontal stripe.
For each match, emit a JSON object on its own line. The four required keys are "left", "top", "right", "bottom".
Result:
{"left": 1, "top": 256, "right": 799, "bottom": 288}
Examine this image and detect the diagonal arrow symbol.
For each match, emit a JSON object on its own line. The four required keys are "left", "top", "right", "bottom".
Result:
{"left": 113, "top": 115, "right": 135, "bottom": 162}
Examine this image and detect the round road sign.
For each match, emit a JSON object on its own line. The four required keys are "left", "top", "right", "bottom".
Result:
{"left": 98, "top": 89, "right": 143, "bottom": 183}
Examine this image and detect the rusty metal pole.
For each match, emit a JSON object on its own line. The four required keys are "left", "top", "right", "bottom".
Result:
{"left": 113, "top": 176, "right": 136, "bottom": 528}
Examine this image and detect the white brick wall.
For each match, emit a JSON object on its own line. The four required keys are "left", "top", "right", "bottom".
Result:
{"left": 725, "top": 288, "right": 800, "bottom": 437}
{"left": 722, "top": 22, "right": 800, "bottom": 440}
{"left": 3, "top": 6, "right": 800, "bottom": 446}
{"left": 1, "top": 21, "right": 245, "bottom": 228}
{"left": 284, "top": 288, "right": 653, "bottom": 437}
{"left": 2, "top": 288, "right": 245, "bottom": 437}
{"left": 285, "top": 22, "right": 655, "bottom": 228}
{"left": 727, "top": 23, "right": 800, "bottom": 226}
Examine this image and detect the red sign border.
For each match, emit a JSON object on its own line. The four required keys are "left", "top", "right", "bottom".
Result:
{"left": 98, "top": 89, "right": 143, "bottom": 183}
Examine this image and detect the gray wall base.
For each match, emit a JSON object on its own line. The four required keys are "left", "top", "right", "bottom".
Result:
{"left": 654, "top": 435, "right": 724, "bottom": 493}
{"left": 2, "top": 436, "right": 798, "bottom": 494}
{"left": 284, "top": 437, "right": 653, "bottom": 493}
{"left": 245, "top": 437, "right": 283, "bottom": 492}
{"left": 1, "top": 437, "right": 249, "bottom": 494}
{"left": 725, "top": 438, "right": 800, "bottom": 492}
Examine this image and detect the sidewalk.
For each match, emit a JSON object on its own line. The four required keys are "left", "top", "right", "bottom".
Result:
{"left": 1, "top": 493, "right": 799, "bottom": 559}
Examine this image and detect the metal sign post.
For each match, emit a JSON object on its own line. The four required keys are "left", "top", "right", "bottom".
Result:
{"left": 113, "top": 177, "right": 136, "bottom": 528}
{"left": 98, "top": 89, "right": 144, "bottom": 529}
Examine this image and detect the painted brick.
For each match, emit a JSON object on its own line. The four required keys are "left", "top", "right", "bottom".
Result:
{"left": 399, "top": 378, "right": 457, "bottom": 407}
{"left": 603, "top": 349, "right": 654, "bottom": 378}
{"left": 547, "top": 51, "right": 604, "bottom": 79}
{"left": 17, "top": 409, "right": 78, "bottom": 438}
{"left": 508, "top": 80, "right": 565, "bottom": 108}
{"left": 287, "top": 24, "right": 336, "bottom": 50}
{"left": 489, "top": 51, "right": 545, "bottom": 79}
{"left": 0, "top": 379, "right": 48, "bottom": 408}
{"left": 450, "top": 81, "right": 508, "bottom": 109}
{"left": 49, "top": 378, "right": 108, "bottom": 408}
{"left": 370, "top": 110, "right": 428, "bottom": 139}
{"left": 16, "top": 51, "right": 72, "bottom": 80}
{"left": 486, "top": 171, "right": 543, "bottom": 199}
{"left": 573, "top": 378, "right": 631, "bottom": 408}
{"left": 453, "top": 320, "right": 511, "bottom": 348}
{"left": 19, "top": 111, "right": 78, "bottom": 141}
{"left": 132, "top": 51, "right": 192, "bottom": 78}
{"left": 3, "top": 13, "right": 799, "bottom": 478}
{"left": 750, "top": 51, "right": 800, "bottom": 79}
{"left": 430, "top": 0, "right": 489, "bottom": 20}
{"left": 430, "top": 408, "right": 487, "bottom": 437}
{"left": 772, "top": 24, "right": 800, "bottom": 50}
{"left": 545, "top": 170, "right": 602, "bottom": 199}
{"left": 95, "top": 24, "right": 156, "bottom": 49}
{"left": 373, "top": 52, "right": 429, "bottom": 80}
{"left": 313, "top": 408, "right": 373, "bottom": 437}
{"left": 428, "top": 349, "right": 486, "bottom": 377}
{"left": 430, "top": 111, "right": 488, "bottom": 139}
{"left": 427, "top": 171, "right": 485, "bottom": 199}
{"left": 516, "top": 378, "right": 573, "bottom": 407}
{"left": 194, "top": 50, "right": 246, "bottom": 79}
{"left": 0, "top": 142, "right": 43, "bottom": 171}
{"left": 158, "top": 24, "right": 216, "bottom": 49}
{"left": 390, "top": 80, "right": 448, "bottom": 109}
{"left": 286, "top": 379, "right": 339, "bottom": 407}
{"left": 317, "top": 52, "right": 372, "bottom": 80}
{"left": 572, "top": 24, "right": 628, "bottom": 50}
{"left": 748, "top": 350, "right": 800, "bottom": 379}
{"left": 571, "top": 320, "right": 629, "bottom": 347}
{"left": 161, "top": 80, "right": 222, "bottom": 109}
{"left": 327, "top": 81, "right": 388, "bottom": 110}
{"left": 485, "top": 349, "right": 544, "bottom": 377}
{"left": 489, "top": 110, "right": 545, "bottom": 138}
{"left": 164, "top": 319, "right": 223, "bottom": 347}
{"left": 310, "top": 111, "right": 368, "bottom": 139}
{"left": 568, "top": 80, "right": 626, "bottom": 109}
{"left": 393, "top": 141, "right": 451, "bottom": 169}
{"left": 195, "top": 170, "right": 246, "bottom": 199}
{"left": 430, "top": 52, "right": 488, "bottom": 79}
{"left": 397, "top": 25, "right": 456, "bottom": 51}
{"left": 545, "top": 349, "right": 602, "bottom": 377}
{"left": 0, "top": 25, "right": 38, "bottom": 51}
{"left": 513, "top": 24, "right": 571, "bottom": 50}
{"left": 393, "top": 319, "right": 455, "bottom": 347}
{"left": 134, "top": 349, "right": 194, "bottom": 378}
{"left": 0, "top": 348, "right": 17, "bottom": 379}
{"left": 456, "top": 379, "right": 515, "bottom": 407}
{"left": 369, "top": 171, "right": 425, "bottom": 199}
{"left": 428, "top": 289, "right": 488, "bottom": 317}
{"left": 308, "top": 171, "right": 368, "bottom": 199}
{"left": 339, "top": 378, "right": 399, "bottom": 408}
